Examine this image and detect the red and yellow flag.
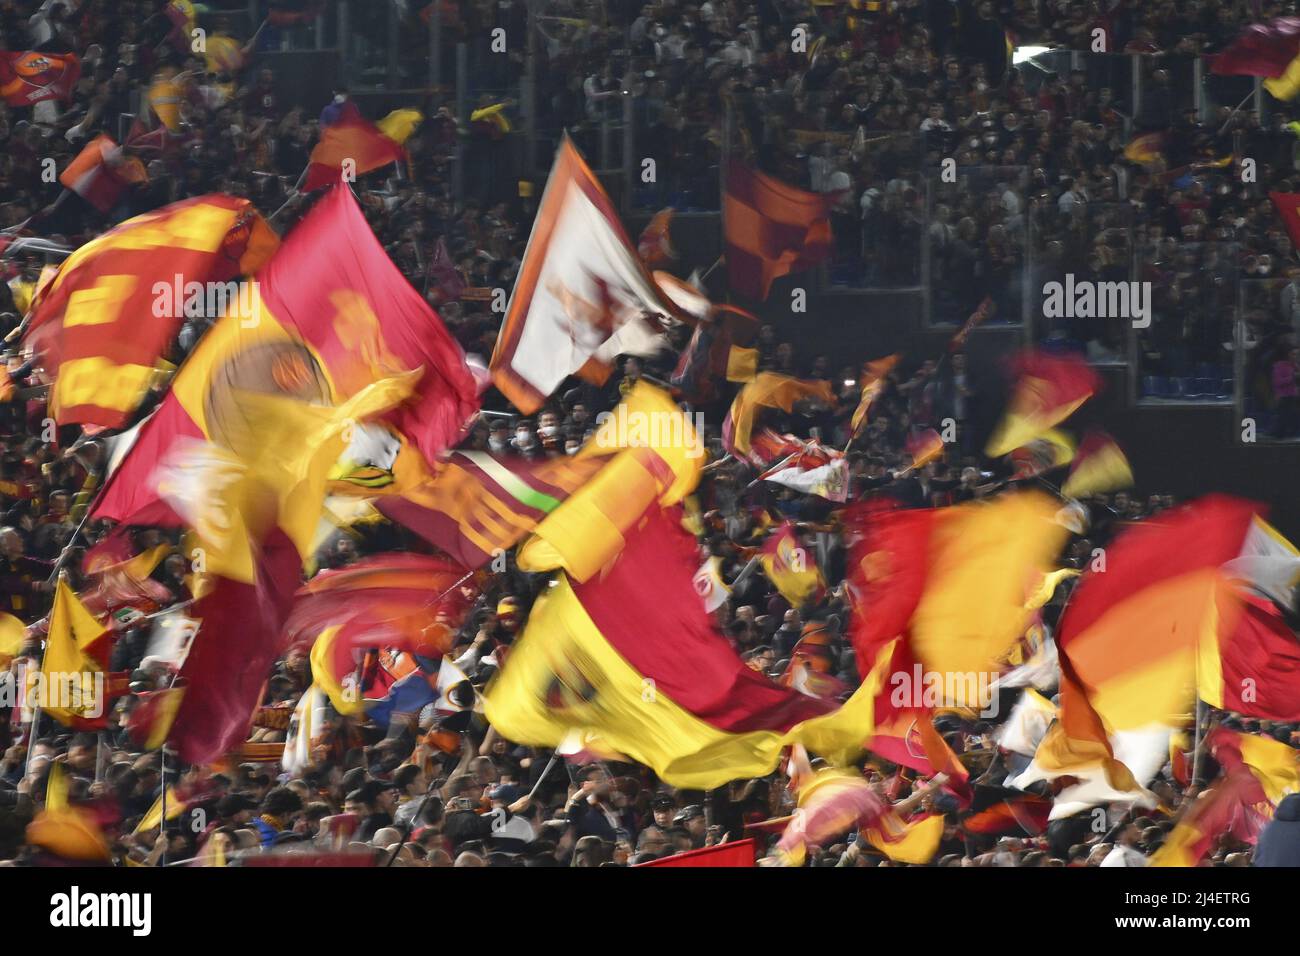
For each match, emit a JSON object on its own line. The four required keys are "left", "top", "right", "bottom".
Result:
{"left": 485, "top": 507, "right": 891, "bottom": 789}
{"left": 0, "top": 50, "right": 80, "bottom": 107}
{"left": 58, "top": 134, "right": 147, "bottom": 213}
{"left": 760, "top": 521, "right": 824, "bottom": 608}
{"left": 91, "top": 184, "right": 478, "bottom": 529}
{"left": 722, "top": 372, "right": 836, "bottom": 459}
{"left": 25, "top": 194, "right": 279, "bottom": 429}
{"left": 1060, "top": 429, "right": 1132, "bottom": 498}
{"left": 303, "top": 114, "right": 407, "bottom": 191}
{"left": 985, "top": 350, "right": 1100, "bottom": 457}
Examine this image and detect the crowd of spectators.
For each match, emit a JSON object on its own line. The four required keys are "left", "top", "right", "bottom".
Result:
{"left": 0, "top": 0, "right": 1297, "bottom": 868}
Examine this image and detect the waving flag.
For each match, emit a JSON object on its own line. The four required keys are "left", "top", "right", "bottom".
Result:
{"left": 637, "top": 208, "right": 677, "bottom": 265}
{"left": 59, "top": 135, "right": 147, "bottom": 214}
{"left": 516, "top": 383, "right": 703, "bottom": 582}
{"left": 490, "top": 137, "right": 676, "bottom": 413}
{"left": 850, "top": 354, "right": 900, "bottom": 438}
{"left": 91, "top": 184, "right": 478, "bottom": 528}
{"left": 724, "top": 163, "right": 835, "bottom": 300}
{"left": 1221, "top": 515, "right": 1300, "bottom": 613}
{"left": 986, "top": 350, "right": 1100, "bottom": 457}
{"left": 1209, "top": 17, "right": 1300, "bottom": 77}
{"left": 378, "top": 452, "right": 606, "bottom": 567}
{"left": 485, "top": 507, "right": 891, "bottom": 789}
{"left": 302, "top": 114, "right": 408, "bottom": 192}
{"left": 25, "top": 195, "right": 279, "bottom": 430}
{"left": 1205, "top": 591, "right": 1300, "bottom": 721}
{"left": 39, "top": 578, "right": 112, "bottom": 729}
{"left": 722, "top": 372, "right": 836, "bottom": 459}
{"left": 1270, "top": 192, "right": 1300, "bottom": 249}
{"left": 760, "top": 521, "right": 825, "bottom": 608}
{"left": 0, "top": 51, "right": 80, "bottom": 107}
{"left": 759, "top": 437, "right": 849, "bottom": 501}
{"left": 1016, "top": 497, "right": 1260, "bottom": 817}
{"left": 692, "top": 556, "right": 731, "bottom": 612}
{"left": 1060, "top": 429, "right": 1132, "bottom": 498}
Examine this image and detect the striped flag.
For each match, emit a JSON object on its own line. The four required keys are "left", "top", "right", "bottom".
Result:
{"left": 24, "top": 195, "right": 279, "bottom": 430}
{"left": 724, "top": 163, "right": 835, "bottom": 300}
{"left": 760, "top": 521, "right": 824, "bottom": 608}
{"left": 376, "top": 452, "right": 608, "bottom": 568}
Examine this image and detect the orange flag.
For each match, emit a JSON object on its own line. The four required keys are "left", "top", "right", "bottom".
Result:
{"left": 724, "top": 162, "right": 835, "bottom": 300}
{"left": 303, "top": 115, "right": 406, "bottom": 191}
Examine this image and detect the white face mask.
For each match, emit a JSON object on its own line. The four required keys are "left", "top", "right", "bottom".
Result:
{"left": 538, "top": 424, "right": 558, "bottom": 438}
{"left": 489, "top": 437, "right": 509, "bottom": 452}
{"left": 333, "top": 94, "right": 346, "bottom": 104}
{"left": 515, "top": 431, "right": 534, "bottom": 448}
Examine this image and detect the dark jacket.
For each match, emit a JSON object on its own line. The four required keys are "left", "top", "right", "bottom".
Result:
{"left": 1254, "top": 793, "right": 1300, "bottom": 867}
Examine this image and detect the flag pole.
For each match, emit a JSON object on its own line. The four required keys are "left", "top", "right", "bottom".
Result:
{"left": 1190, "top": 697, "right": 1207, "bottom": 786}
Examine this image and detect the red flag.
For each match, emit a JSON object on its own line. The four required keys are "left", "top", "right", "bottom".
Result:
{"left": 1209, "top": 17, "right": 1300, "bottom": 77}
{"left": 724, "top": 163, "right": 834, "bottom": 300}
{"left": 426, "top": 236, "right": 465, "bottom": 300}
{"left": 1271, "top": 192, "right": 1300, "bottom": 251}
{"left": 636, "top": 839, "right": 756, "bottom": 867}
{"left": 949, "top": 296, "right": 994, "bottom": 352}
{"left": 303, "top": 116, "right": 406, "bottom": 192}
{"left": 0, "top": 51, "right": 80, "bottom": 107}
{"left": 1213, "top": 591, "right": 1300, "bottom": 721}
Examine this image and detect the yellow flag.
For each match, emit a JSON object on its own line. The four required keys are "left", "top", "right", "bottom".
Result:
{"left": 134, "top": 786, "right": 185, "bottom": 834}
{"left": 40, "top": 579, "right": 108, "bottom": 726}
{"left": 376, "top": 109, "right": 424, "bottom": 145}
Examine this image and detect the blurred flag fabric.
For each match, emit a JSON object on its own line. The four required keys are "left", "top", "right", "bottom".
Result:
{"left": 850, "top": 354, "right": 900, "bottom": 438}
{"left": 722, "top": 372, "right": 836, "bottom": 460}
{"left": 1150, "top": 728, "right": 1297, "bottom": 867}
{"left": 847, "top": 493, "right": 1068, "bottom": 683}
{"left": 24, "top": 195, "right": 279, "bottom": 430}
{"left": 637, "top": 208, "right": 677, "bottom": 265}
{"left": 159, "top": 375, "right": 414, "bottom": 763}
{"left": 724, "top": 163, "right": 835, "bottom": 300}
{"left": 484, "top": 507, "right": 890, "bottom": 789}
{"left": 1122, "top": 131, "right": 1165, "bottom": 166}
{"left": 376, "top": 452, "right": 606, "bottom": 568}
{"left": 783, "top": 622, "right": 847, "bottom": 700}
{"left": 0, "top": 612, "right": 24, "bottom": 667}
{"left": 692, "top": 556, "right": 731, "bottom": 612}
{"left": 489, "top": 136, "right": 675, "bottom": 413}
{"left": 59, "top": 135, "right": 147, "bottom": 214}
{"left": 204, "top": 34, "right": 248, "bottom": 75}
{"left": 1015, "top": 497, "right": 1261, "bottom": 817}
{"left": 25, "top": 764, "right": 110, "bottom": 863}
{"left": 282, "top": 684, "right": 327, "bottom": 775}
{"left": 1270, "top": 192, "right": 1300, "bottom": 249}
{"left": 302, "top": 113, "right": 408, "bottom": 191}
{"left": 759, "top": 438, "right": 849, "bottom": 502}
{"left": 91, "top": 183, "right": 478, "bottom": 529}
{"left": 1221, "top": 515, "right": 1300, "bottom": 613}
{"left": 760, "top": 521, "right": 824, "bottom": 608}
{"left": 985, "top": 350, "right": 1100, "bottom": 457}
{"left": 39, "top": 578, "right": 111, "bottom": 728}
{"left": 1205, "top": 591, "right": 1300, "bottom": 721}
{"left": 285, "top": 553, "right": 477, "bottom": 713}
{"left": 1060, "top": 429, "right": 1132, "bottom": 498}
{"left": 515, "top": 382, "right": 703, "bottom": 582}
{"left": 375, "top": 108, "right": 423, "bottom": 146}
{"left": 1209, "top": 17, "right": 1300, "bottom": 78}
{"left": 904, "top": 428, "right": 946, "bottom": 470}
{"left": 0, "top": 50, "right": 80, "bottom": 107}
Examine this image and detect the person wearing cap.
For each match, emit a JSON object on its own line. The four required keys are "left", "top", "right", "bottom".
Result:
{"left": 672, "top": 804, "right": 708, "bottom": 848}
{"left": 650, "top": 793, "right": 677, "bottom": 830}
